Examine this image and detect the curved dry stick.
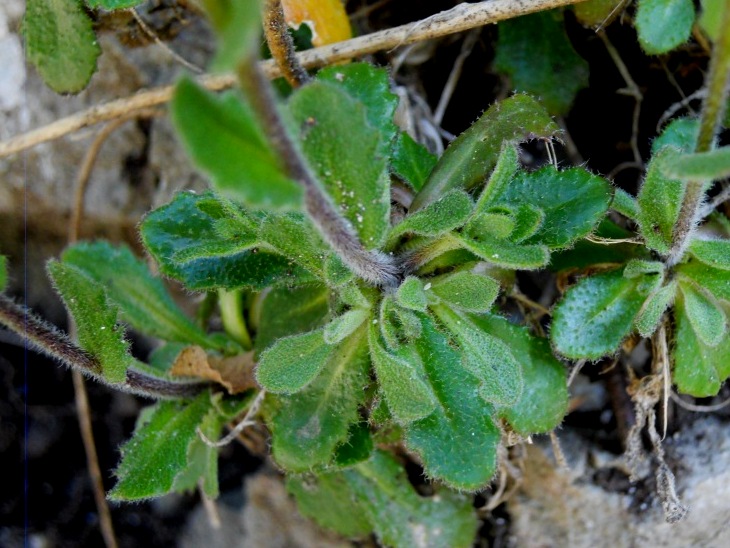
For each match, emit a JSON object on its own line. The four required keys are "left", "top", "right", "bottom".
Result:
{"left": 0, "top": 0, "right": 586, "bottom": 158}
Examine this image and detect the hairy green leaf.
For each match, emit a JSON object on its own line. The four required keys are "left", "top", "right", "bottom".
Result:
{"left": 172, "top": 79, "right": 301, "bottom": 209}
{"left": 495, "top": 10, "right": 589, "bottom": 114}
{"left": 488, "top": 166, "right": 612, "bottom": 249}
{"left": 61, "top": 242, "right": 213, "bottom": 348}
{"left": 473, "top": 143, "right": 520, "bottom": 210}
{"left": 637, "top": 148, "right": 687, "bottom": 254}
{"left": 259, "top": 212, "right": 328, "bottom": 277}
{"left": 389, "top": 190, "right": 473, "bottom": 243}
{"left": 430, "top": 271, "right": 500, "bottom": 313}
{"left": 636, "top": 0, "right": 695, "bottom": 54}
{"left": 109, "top": 392, "right": 213, "bottom": 500}
{"left": 411, "top": 95, "right": 559, "bottom": 210}
{"left": 368, "top": 326, "right": 436, "bottom": 424}
{"left": 288, "top": 81, "right": 390, "bottom": 249}
{"left": 267, "top": 327, "right": 370, "bottom": 471}
{"left": 455, "top": 233, "right": 550, "bottom": 270}
{"left": 48, "top": 261, "right": 136, "bottom": 384}
{"left": 673, "top": 295, "right": 730, "bottom": 397}
{"left": 24, "top": 0, "right": 100, "bottom": 93}
{"left": 395, "top": 276, "right": 427, "bottom": 312}
{"left": 551, "top": 269, "right": 650, "bottom": 359}
{"left": 324, "top": 309, "right": 369, "bottom": 345}
{"left": 405, "top": 314, "right": 501, "bottom": 490}
{"left": 662, "top": 147, "right": 730, "bottom": 181}
{"left": 688, "top": 238, "right": 730, "bottom": 270}
{"left": 634, "top": 281, "right": 677, "bottom": 338}
{"left": 433, "top": 305, "right": 523, "bottom": 406}
{"left": 141, "top": 191, "right": 312, "bottom": 291}
{"left": 677, "top": 261, "right": 730, "bottom": 303}
{"left": 623, "top": 259, "right": 665, "bottom": 278}
{"left": 652, "top": 118, "right": 699, "bottom": 153}
{"left": 201, "top": 0, "right": 261, "bottom": 71}
{"left": 349, "top": 452, "right": 477, "bottom": 548}
{"left": 257, "top": 329, "right": 333, "bottom": 393}
{"left": 471, "top": 314, "right": 568, "bottom": 434}
{"left": 612, "top": 188, "right": 640, "bottom": 221}
{"left": 287, "top": 473, "right": 374, "bottom": 538}
{"left": 391, "top": 132, "right": 437, "bottom": 191}
{"left": 679, "top": 281, "right": 727, "bottom": 347}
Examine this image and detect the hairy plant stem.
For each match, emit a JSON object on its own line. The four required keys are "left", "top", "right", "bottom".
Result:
{"left": 262, "top": 0, "right": 310, "bottom": 87}
{"left": 0, "top": 294, "right": 206, "bottom": 399}
{"left": 667, "top": 0, "right": 730, "bottom": 266}
{"left": 236, "top": 56, "right": 401, "bottom": 288}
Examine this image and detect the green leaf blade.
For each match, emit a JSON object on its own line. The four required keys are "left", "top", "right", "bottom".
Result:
{"left": 430, "top": 271, "right": 500, "bottom": 313}
{"left": 635, "top": 282, "right": 678, "bottom": 338}
{"left": 689, "top": 238, "right": 730, "bottom": 270}
{"left": 636, "top": 0, "right": 695, "bottom": 55}
{"left": 256, "top": 330, "right": 333, "bottom": 393}
{"left": 662, "top": 147, "right": 730, "bottom": 181}
{"left": 679, "top": 281, "right": 728, "bottom": 347}
{"left": 391, "top": 132, "right": 437, "bottom": 191}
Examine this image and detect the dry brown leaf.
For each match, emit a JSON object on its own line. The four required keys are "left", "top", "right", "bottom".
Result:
{"left": 171, "top": 346, "right": 257, "bottom": 394}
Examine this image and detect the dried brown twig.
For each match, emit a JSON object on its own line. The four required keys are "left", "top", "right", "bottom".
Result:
{"left": 0, "top": 0, "right": 586, "bottom": 159}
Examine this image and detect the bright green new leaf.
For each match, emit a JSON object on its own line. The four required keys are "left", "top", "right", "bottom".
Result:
{"left": 259, "top": 212, "right": 328, "bottom": 277}
{"left": 551, "top": 269, "right": 651, "bottom": 359}
{"left": 324, "top": 309, "right": 369, "bottom": 345}
{"left": 471, "top": 314, "right": 569, "bottom": 435}
{"left": 395, "top": 276, "right": 427, "bottom": 312}
{"left": 61, "top": 242, "right": 213, "bottom": 349}
{"left": 411, "top": 95, "right": 559, "bottom": 210}
{"left": 141, "top": 191, "right": 312, "bottom": 291}
{"left": 0, "top": 256, "right": 7, "bottom": 292}
{"left": 368, "top": 326, "right": 436, "bottom": 424}
{"left": 430, "top": 271, "right": 500, "bottom": 313}
{"left": 266, "top": 327, "right": 370, "bottom": 471}
{"left": 689, "top": 238, "right": 730, "bottom": 270}
{"left": 636, "top": 0, "right": 695, "bottom": 55}
{"left": 637, "top": 148, "right": 687, "bottom": 254}
{"left": 623, "top": 259, "right": 665, "bottom": 278}
{"left": 673, "top": 296, "right": 730, "bottom": 397}
{"left": 612, "top": 188, "right": 640, "bottom": 221}
{"left": 254, "top": 285, "right": 329, "bottom": 353}
{"left": 677, "top": 261, "right": 730, "bottom": 303}
{"left": 405, "top": 314, "right": 501, "bottom": 490}
{"left": 346, "top": 451, "right": 478, "bottom": 548}
{"left": 378, "top": 297, "right": 402, "bottom": 350}
{"left": 23, "top": 0, "right": 100, "bottom": 93}
{"left": 634, "top": 282, "right": 677, "bottom": 338}
{"left": 287, "top": 473, "right": 374, "bottom": 538}
{"left": 473, "top": 143, "right": 520, "bottom": 210}
{"left": 487, "top": 166, "right": 612, "bottom": 249}
{"left": 86, "top": 0, "right": 143, "bottom": 8}
{"left": 455, "top": 233, "right": 550, "bottom": 270}
{"left": 288, "top": 81, "right": 391, "bottom": 249}
{"left": 652, "top": 118, "right": 699, "bottom": 153}
{"left": 433, "top": 305, "right": 523, "bottom": 406}
{"left": 391, "top": 132, "right": 438, "bottom": 191}
{"left": 257, "top": 329, "right": 333, "bottom": 393}
{"left": 662, "top": 147, "right": 730, "bottom": 182}
{"left": 109, "top": 392, "right": 213, "bottom": 501}
{"left": 324, "top": 253, "right": 354, "bottom": 287}
{"left": 575, "top": 0, "right": 625, "bottom": 27}
{"left": 470, "top": 212, "right": 515, "bottom": 239}
{"left": 48, "top": 261, "right": 137, "bottom": 384}
{"left": 172, "top": 79, "right": 301, "bottom": 209}
{"left": 388, "top": 190, "right": 473, "bottom": 243}
{"left": 679, "top": 281, "right": 728, "bottom": 347}
{"left": 393, "top": 306, "right": 422, "bottom": 340}
{"left": 495, "top": 10, "right": 589, "bottom": 114}
{"left": 201, "top": 0, "right": 261, "bottom": 71}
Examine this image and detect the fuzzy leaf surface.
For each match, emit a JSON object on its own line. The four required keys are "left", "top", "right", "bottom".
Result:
{"left": 389, "top": 190, "right": 473, "bottom": 242}
{"left": 62, "top": 242, "right": 212, "bottom": 348}
{"left": 488, "top": 166, "right": 611, "bottom": 249}
{"left": 289, "top": 81, "right": 390, "bottom": 249}
{"left": 612, "top": 188, "right": 640, "bottom": 221}
{"left": 267, "top": 327, "right": 370, "bottom": 471}
{"left": 141, "top": 191, "right": 311, "bottom": 291}
{"left": 430, "top": 271, "right": 499, "bottom": 313}
{"left": 637, "top": 149, "right": 687, "bottom": 254}
{"left": 677, "top": 261, "right": 730, "bottom": 303}
{"left": 24, "top": 0, "right": 100, "bottom": 93}
{"left": 473, "top": 143, "right": 520, "bottom": 210}
{"left": 391, "top": 132, "right": 437, "bottom": 191}
{"left": 172, "top": 79, "right": 301, "bottom": 209}
{"left": 688, "top": 239, "right": 730, "bottom": 270}
{"left": 257, "top": 329, "right": 333, "bottom": 393}
{"left": 551, "top": 269, "right": 649, "bottom": 359}
{"left": 635, "top": 282, "right": 677, "bottom": 338}
{"left": 405, "top": 314, "right": 501, "bottom": 490}
{"left": 662, "top": 147, "right": 730, "bottom": 181}
{"left": 395, "top": 277, "right": 427, "bottom": 312}
{"left": 48, "top": 261, "right": 136, "bottom": 384}
{"left": 679, "top": 281, "right": 727, "bottom": 347}
{"left": 651, "top": 118, "right": 698, "bottom": 153}
{"left": 346, "top": 451, "right": 477, "bottom": 548}
{"left": 636, "top": 0, "right": 695, "bottom": 54}
{"left": 471, "top": 314, "right": 569, "bottom": 434}
{"left": 258, "top": 212, "right": 329, "bottom": 277}
{"left": 455, "top": 233, "right": 550, "bottom": 270}
{"left": 324, "top": 309, "right": 369, "bottom": 345}
{"left": 433, "top": 306, "right": 523, "bottom": 406}
{"left": 411, "top": 95, "right": 559, "bottom": 210}
{"left": 673, "top": 296, "right": 730, "bottom": 397}
{"left": 109, "top": 392, "right": 213, "bottom": 500}
{"left": 494, "top": 10, "right": 589, "bottom": 114}
{"left": 368, "top": 326, "right": 436, "bottom": 424}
